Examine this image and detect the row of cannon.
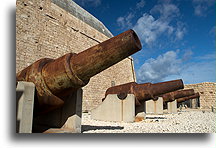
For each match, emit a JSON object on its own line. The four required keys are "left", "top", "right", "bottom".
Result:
{"left": 16, "top": 29, "right": 199, "bottom": 132}
{"left": 104, "top": 80, "right": 199, "bottom": 106}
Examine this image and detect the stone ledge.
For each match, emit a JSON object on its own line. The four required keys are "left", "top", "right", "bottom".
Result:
{"left": 51, "top": 0, "right": 113, "bottom": 38}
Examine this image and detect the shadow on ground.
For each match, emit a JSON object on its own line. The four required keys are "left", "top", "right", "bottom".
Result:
{"left": 146, "top": 117, "right": 167, "bottom": 119}
{"left": 82, "top": 125, "right": 124, "bottom": 132}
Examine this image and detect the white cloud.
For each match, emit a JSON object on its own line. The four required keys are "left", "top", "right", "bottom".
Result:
{"left": 132, "top": 2, "right": 186, "bottom": 46}
{"left": 136, "top": 0, "right": 145, "bottom": 9}
{"left": 137, "top": 51, "right": 216, "bottom": 84}
{"left": 192, "top": 0, "right": 215, "bottom": 16}
{"left": 137, "top": 50, "right": 181, "bottom": 83}
{"left": 117, "top": 13, "right": 134, "bottom": 29}
{"left": 116, "top": 1, "right": 186, "bottom": 47}
{"left": 175, "top": 22, "right": 187, "bottom": 40}
{"left": 150, "top": 2, "right": 179, "bottom": 20}
{"left": 73, "top": 0, "right": 101, "bottom": 7}
{"left": 194, "top": 5, "right": 204, "bottom": 16}
{"left": 182, "top": 49, "right": 193, "bottom": 61}
{"left": 133, "top": 13, "right": 175, "bottom": 45}
{"left": 175, "top": 27, "right": 185, "bottom": 40}
{"left": 165, "top": 61, "right": 216, "bottom": 84}
{"left": 116, "top": 0, "right": 146, "bottom": 30}
{"left": 195, "top": 52, "right": 216, "bottom": 60}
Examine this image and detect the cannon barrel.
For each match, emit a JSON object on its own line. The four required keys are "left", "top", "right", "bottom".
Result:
{"left": 105, "top": 79, "right": 184, "bottom": 105}
{"left": 16, "top": 29, "right": 142, "bottom": 114}
{"left": 162, "top": 89, "right": 195, "bottom": 102}
{"left": 177, "top": 92, "right": 200, "bottom": 103}
{"left": 149, "top": 79, "right": 184, "bottom": 97}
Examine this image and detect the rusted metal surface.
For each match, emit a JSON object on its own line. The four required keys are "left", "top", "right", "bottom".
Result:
{"left": 177, "top": 92, "right": 200, "bottom": 103}
{"left": 162, "top": 89, "right": 195, "bottom": 103}
{"left": 105, "top": 79, "right": 184, "bottom": 106}
{"left": 71, "top": 29, "right": 142, "bottom": 81}
{"left": 117, "top": 93, "right": 128, "bottom": 100}
{"left": 16, "top": 29, "right": 142, "bottom": 114}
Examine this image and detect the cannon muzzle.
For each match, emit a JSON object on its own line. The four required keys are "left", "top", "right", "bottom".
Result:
{"left": 16, "top": 29, "right": 142, "bottom": 114}
{"left": 177, "top": 92, "right": 200, "bottom": 103}
{"left": 162, "top": 89, "right": 195, "bottom": 102}
{"left": 105, "top": 79, "right": 184, "bottom": 105}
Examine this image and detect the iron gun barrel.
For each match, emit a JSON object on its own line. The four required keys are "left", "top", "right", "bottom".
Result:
{"left": 162, "top": 89, "right": 195, "bottom": 102}
{"left": 177, "top": 92, "right": 200, "bottom": 103}
{"left": 16, "top": 29, "right": 142, "bottom": 114}
{"left": 105, "top": 79, "right": 184, "bottom": 105}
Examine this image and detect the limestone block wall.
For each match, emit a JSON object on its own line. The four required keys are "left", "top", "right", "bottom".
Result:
{"left": 184, "top": 82, "right": 216, "bottom": 109}
{"left": 16, "top": 0, "right": 136, "bottom": 111}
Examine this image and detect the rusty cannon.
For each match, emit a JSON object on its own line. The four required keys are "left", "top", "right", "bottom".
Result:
{"left": 162, "top": 89, "right": 195, "bottom": 103}
{"left": 16, "top": 29, "right": 142, "bottom": 115}
{"left": 104, "top": 79, "right": 184, "bottom": 106}
{"left": 176, "top": 92, "right": 200, "bottom": 103}
{"left": 91, "top": 79, "right": 183, "bottom": 122}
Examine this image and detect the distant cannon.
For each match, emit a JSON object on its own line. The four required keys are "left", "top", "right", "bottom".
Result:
{"left": 104, "top": 79, "right": 184, "bottom": 106}
{"left": 177, "top": 92, "right": 200, "bottom": 103}
{"left": 162, "top": 89, "right": 195, "bottom": 103}
{"left": 16, "top": 29, "right": 142, "bottom": 115}
{"left": 91, "top": 79, "right": 183, "bottom": 122}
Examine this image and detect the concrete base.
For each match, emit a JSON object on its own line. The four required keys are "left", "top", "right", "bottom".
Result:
{"left": 191, "top": 98, "right": 198, "bottom": 109}
{"left": 135, "top": 101, "right": 146, "bottom": 122}
{"left": 168, "top": 100, "right": 177, "bottom": 114}
{"left": 16, "top": 81, "right": 35, "bottom": 133}
{"left": 33, "top": 89, "right": 83, "bottom": 133}
{"left": 145, "top": 97, "right": 163, "bottom": 114}
{"left": 91, "top": 94, "right": 135, "bottom": 122}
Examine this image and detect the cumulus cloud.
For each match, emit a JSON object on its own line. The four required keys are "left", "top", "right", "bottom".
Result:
{"left": 136, "top": 0, "right": 145, "bottom": 9}
{"left": 116, "top": 1, "right": 186, "bottom": 46}
{"left": 175, "top": 22, "right": 187, "bottom": 40}
{"left": 192, "top": 0, "right": 215, "bottom": 16}
{"left": 137, "top": 51, "right": 216, "bottom": 84}
{"left": 133, "top": 13, "right": 177, "bottom": 45}
{"left": 116, "top": 1, "right": 186, "bottom": 45}
{"left": 182, "top": 49, "right": 193, "bottom": 61}
{"left": 116, "top": 0, "right": 146, "bottom": 29}
{"left": 137, "top": 50, "right": 181, "bottom": 83}
{"left": 195, "top": 52, "right": 216, "bottom": 60}
{"left": 150, "top": 2, "right": 179, "bottom": 20}
{"left": 165, "top": 61, "right": 216, "bottom": 84}
{"left": 175, "top": 27, "right": 186, "bottom": 40}
{"left": 73, "top": 0, "right": 101, "bottom": 7}
{"left": 117, "top": 13, "right": 134, "bottom": 29}
{"left": 133, "top": 2, "right": 186, "bottom": 46}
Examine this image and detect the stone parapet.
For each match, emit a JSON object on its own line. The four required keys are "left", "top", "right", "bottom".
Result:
{"left": 184, "top": 82, "right": 216, "bottom": 109}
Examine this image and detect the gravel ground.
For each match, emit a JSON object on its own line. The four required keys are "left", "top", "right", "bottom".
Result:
{"left": 81, "top": 109, "right": 216, "bottom": 133}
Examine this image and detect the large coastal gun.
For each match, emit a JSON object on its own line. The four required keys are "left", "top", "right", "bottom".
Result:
{"left": 104, "top": 79, "right": 184, "bottom": 106}
{"left": 16, "top": 29, "right": 142, "bottom": 115}
{"left": 162, "top": 89, "right": 195, "bottom": 103}
{"left": 91, "top": 79, "right": 184, "bottom": 122}
{"left": 162, "top": 89, "right": 196, "bottom": 113}
{"left": 176, "top": 92, "right": 200, "bottom": 103}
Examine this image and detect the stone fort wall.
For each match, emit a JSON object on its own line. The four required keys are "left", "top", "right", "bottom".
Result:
{"left": 184, "top": 82, "right": 216, "bottom": 109}
{"left": 16, "top": 0, "right": 136, "bottom": 111}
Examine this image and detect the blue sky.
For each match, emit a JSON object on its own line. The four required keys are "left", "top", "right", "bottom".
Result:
{"left": 73, "top": 0, "right": 215, "bottom": 84}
